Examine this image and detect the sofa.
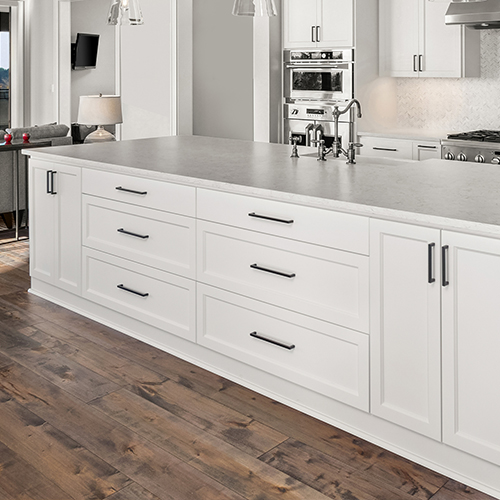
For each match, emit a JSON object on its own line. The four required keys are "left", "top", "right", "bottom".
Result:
{"left": 0, "top": 124, "right": 72, "bottom": 228}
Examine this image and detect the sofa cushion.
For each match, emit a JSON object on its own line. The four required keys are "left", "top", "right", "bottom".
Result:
{"left": 6, "top": 124, "right": 70, "bottom": 140}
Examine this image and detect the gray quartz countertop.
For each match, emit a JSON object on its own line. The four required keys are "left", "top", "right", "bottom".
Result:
{"left": 24, "top": 135, "right": 500, "bottom": 237}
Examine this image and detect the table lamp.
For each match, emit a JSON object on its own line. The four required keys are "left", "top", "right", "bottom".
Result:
{"left": 77, "top": 94, "right": 123, "bottom": 143}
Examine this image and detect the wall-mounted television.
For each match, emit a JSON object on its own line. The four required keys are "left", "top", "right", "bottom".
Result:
{"left": 71, "top": 33, "right": 99, "bottom": 70}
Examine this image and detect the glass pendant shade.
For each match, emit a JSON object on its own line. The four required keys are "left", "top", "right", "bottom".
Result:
{"left": 232, "top": 0, "right": 277, "bottom": 16}
{"left": 108, "top": 0, "right": 144, "bottom": 25}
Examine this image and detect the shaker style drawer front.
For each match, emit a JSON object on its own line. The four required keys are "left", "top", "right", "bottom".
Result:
{"left": 359, "top": 136, "right": 413, "bottom": 160}
{"left": 197, "top": 188, "right": 369, "bottom": 255}
{"left": 197, "top": 221, "right": 369, "bottom": 333}
{"left": 83, "top": 195, "right": 195, "bottom": 278}
{"left": 197, "top": 284, "right": 369, "bottom": 411}
{"left": 82, "top": 248, "right": 195, "bottom": 341}
{"left": 82, "top": 169, "right": 195, "bottom": 217}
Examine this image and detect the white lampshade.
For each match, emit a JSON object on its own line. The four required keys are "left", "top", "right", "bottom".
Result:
{"left": 78, "top": 94, "right": 123, "bottom": 126}
{"left": 78, "top": 94, "right": 123, "bottom": 143}
{"left": 232, "top": 0, "right": 277, "bottom": 16}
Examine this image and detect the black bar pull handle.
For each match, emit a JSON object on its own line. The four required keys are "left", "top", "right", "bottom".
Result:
{"left": 442, "top": 245, "right": 449, "bottom": 287}
{"left": 250, "top": 263, "right": 296, "bottom": 279}
{"left": 373, "top": 147, "right": 397, "bottom": 152}
{"left": 51, "top": 171, "right": 57, "bottom": 195}
{"left": 117, "top": 284, "right": 149, "bottom": 297}
{"left": 311, "top": 26, "right": 315, "bottom": 42}
{"left": 419, "top": 54, "right": 423, "bottom": 72}
{"left": 248, "top": 212, "right": 294, "bottom": 224}
{"left": 428, "top": 243, "right": 435, "bottom": 283}
{"left": 316, "top": 26, "right": 320, "bottom": 42}
{"left": 413, "top": 54, "right": 418, "bottom": 72}
{"left": 115, "top": 186, "right": 148, "bottom": 195}
{"left": 46, "top": 170, "right": 52, "bottom": 194}
{"left": 250, "top": 331, "right": 295, "bottom": 351}
{"left": 117, "top": 228, "right": 150, "bottom": 239}
{"left": 417, "top": 145, "right": 437, "bottom": 150}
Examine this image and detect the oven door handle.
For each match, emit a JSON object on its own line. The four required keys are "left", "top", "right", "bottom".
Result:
{"left": 285, "top": 63, "right": 350, "bottom": 69}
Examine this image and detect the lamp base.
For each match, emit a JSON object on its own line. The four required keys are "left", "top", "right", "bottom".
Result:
{"left": 84, "top": 125, "right": 116, "bottom": 143}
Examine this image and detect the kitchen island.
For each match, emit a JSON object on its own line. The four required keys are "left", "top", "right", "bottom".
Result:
{"left": 25, "top": 136, "right": 500, "bottom": 499}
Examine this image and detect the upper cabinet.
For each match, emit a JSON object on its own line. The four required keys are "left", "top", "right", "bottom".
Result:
{"left": 379, "top": 0, "right": 480, "bottom": 78}
{"left": 283, "top": 0, "right": 354, "bottom": 49}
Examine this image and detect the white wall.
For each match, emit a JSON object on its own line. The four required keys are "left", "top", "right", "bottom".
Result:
{"left": 120, "top": 0, "right": 174, "bottom": 140}
{"left": 193, "top": 0, "right": 253, "bottom": 141}
{"left": 71, "top": 0, "right": 116, "bottom": 123}
{"left": 26, "top": 0, "right": 57, "bottom": 125}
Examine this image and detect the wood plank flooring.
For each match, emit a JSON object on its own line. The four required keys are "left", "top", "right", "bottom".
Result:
{"left": 0, "top": 241, "right": 496, "bottom": 500}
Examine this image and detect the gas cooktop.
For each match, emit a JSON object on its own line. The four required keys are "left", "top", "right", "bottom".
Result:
{"left": 447, "top": 130, "right": 500, "bottom": 143}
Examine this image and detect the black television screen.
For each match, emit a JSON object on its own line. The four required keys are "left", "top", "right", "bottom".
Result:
{"left": 72, "top": 33, "right": 99, "bottom": 70}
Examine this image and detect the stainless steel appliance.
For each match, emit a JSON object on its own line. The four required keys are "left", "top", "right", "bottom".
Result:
{"left": 284, "top": 102, "right": 350, "bottom": 150}
{"left": 445, "top": 0, "right": 500, "bottom": 29}
{"left": 284, "top": 49, "right": 354, "bottom": 102}
{"left": 441, "top": 130, "right": 500, "bottom": 164}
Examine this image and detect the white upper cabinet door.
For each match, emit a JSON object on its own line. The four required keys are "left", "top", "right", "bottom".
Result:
{"left": 317, "top": 0, "right": 353, "bottom": 47}
{"left": 379, "top": 0, "right": 421, "bottom": 77}
{"left": 370, "top": 219, "right": 442, "bottom": 440}
{"left": 380, "top": 0, "right": 479, "bottom": 78}
{"left": 283, "top": 0, "right": 319, "bottom": 48}
{"left": 442, "top": 231, "right": 500, "bottom": 465}
{"left": 421, "top": 0, "right": 462, "bottom": 77}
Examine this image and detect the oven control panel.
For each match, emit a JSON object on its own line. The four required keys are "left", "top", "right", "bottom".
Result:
{"left": 284, "top": 103, "right": 349, "bottom": 122}
{"left": 442, "top": 141, "right": 500, "bottom": 164}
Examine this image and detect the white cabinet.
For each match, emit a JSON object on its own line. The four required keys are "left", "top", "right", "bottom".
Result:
{"left": 379, "top": 0, "right": 480, "bottom": 78}
{"left": 29, "top": 159, "right": 82, "bottom": 295}
{"left": 442, "top": 231, "right": 500, "bottom": 465}
{"left": 283, "top": 0, "right": 353, "bottom": 49}
{"left": 358, "top": 135, "right": 441, "bottom": 161}
{"left": 370, "top": 219, "right": 442, "bottom": 439}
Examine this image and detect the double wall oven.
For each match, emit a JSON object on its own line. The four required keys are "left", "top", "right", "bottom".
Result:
{"left": 283, "top": 49, "right": 354, "bottom": 150}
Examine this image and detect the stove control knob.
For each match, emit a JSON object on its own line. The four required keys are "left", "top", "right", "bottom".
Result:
{"left": 457, "top": 153, "right": 468, "bottom": 162}
{"left": 444, "top": 152, "right": 455, "bottom": 160}
{"left": 475, "top": 154, "right": 485, "bottom": 163}
{"left": 291, "top": 108, "right": 299, "bottom": 115}
{"left": 492, "top": 157, "right": 500, "bottom": 165}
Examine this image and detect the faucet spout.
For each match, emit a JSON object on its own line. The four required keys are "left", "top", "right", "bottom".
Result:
{"left": 334, "top": 98, "right": 362, "bottom": 119}
{"left": 331, "top": 99, "right": 363, "bottom": 164}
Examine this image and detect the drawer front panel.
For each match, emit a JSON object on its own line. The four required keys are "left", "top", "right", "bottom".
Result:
{"left": 197, "top": 221, "right": 369, "bottom": 333}
{"left": 198, "top": 284, "right": 369, "bottom": 411}
{"left": 82, "top": 169, "right": 195, "bottom": 217}
{"left": 83, "top": 195, "right": 195, "bottom": 278}
{"left": 82, "top": 248, "right": 195, "bottom": 341}
{"left": 359, "top": 136, "right": 413, "bottom": 160}
{"left": 197, "top": 188, "right": 369, "bottom": 255}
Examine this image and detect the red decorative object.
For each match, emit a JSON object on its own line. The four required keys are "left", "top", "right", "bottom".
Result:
{"left": 23, "top": 133, "right": 30, "bottom": 143}
{"left": 4, "top": 133, "right": 12, "bottom": 145}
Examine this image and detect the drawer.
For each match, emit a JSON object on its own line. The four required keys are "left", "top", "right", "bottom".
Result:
{"left": 197, "top": 221, "right": 369, "bottom": 333}
{"left": 82, "top": 248, "right": 195, "bottom": 341}
{"left": 197, "top": 284, "right": 369, "bottom": 411}
{"left": 358, "top": 136, "right": 413, "bottom": 160}
{"left": 197, "top": 188, "right": 369, "bottom": 255}
{"left": 83, "top": 195, "right": 195, "bottom": 278}
{"left": 82, "top": 169, "right": 195, "bottom": 217}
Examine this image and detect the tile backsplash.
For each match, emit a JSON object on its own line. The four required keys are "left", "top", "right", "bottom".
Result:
{"left": 395, "top": 30, "right": 500, "bottom": 132}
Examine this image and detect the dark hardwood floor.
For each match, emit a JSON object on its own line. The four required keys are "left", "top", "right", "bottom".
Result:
{"left": 0, "top": 241, "right": 495, "bottom": 500}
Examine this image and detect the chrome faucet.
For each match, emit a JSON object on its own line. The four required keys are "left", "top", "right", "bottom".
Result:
{"left": 332, "top": 99, "right": 363, "bottom": 164}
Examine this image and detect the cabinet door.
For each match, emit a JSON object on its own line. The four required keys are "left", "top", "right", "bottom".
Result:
{"left": 379, "top": 0, "right": 421, "bottom": 77}
{"left": 318, "top": 0, "right": 353, "bottom": 47}
{"left": 53, "top": 163, "right": 81, "bottom": 294}
{"left": 442, "top": 231, "right": 500, "bottom": 465}
{"left": 371, "top": 219, "right": 441, "bottom": 439}
{"left": 283, "top": 0, "right": 318, "bottom": 49}
{"left": 421, "top": 0, "right": 462, "bottom": 77}
{"left": 29, "top": 160, "right": 56, "bottom": 283}
{"left": 29, "top": 160, "right": 81, "bottom": 294}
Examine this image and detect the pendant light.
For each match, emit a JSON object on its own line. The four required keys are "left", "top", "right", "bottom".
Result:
{"left": 108, "top": 0, "right": 144, "bottom": 26}
{"left": 232, "top": 0, "right": 277, "bottom": 17}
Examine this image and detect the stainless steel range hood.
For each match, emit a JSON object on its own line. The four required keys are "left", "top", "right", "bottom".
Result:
{"left": 445, "top": 0, "right": 500, "bottom": 29}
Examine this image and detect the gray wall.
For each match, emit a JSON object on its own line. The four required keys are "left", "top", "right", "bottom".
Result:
{"left": 71, "top": 0, "right": 116, "bottom": 123}
{"left": 193, "top": 0, "right": 253, "bottom": 140}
